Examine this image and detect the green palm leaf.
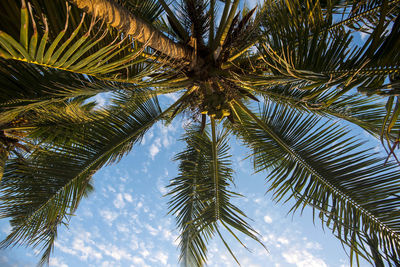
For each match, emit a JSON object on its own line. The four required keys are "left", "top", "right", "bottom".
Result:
{"left": 260, "top": 84, "right": 400, "bottom": 140}
{"left": 326, "top": 0, "right": 400, "bottom": 34}
{"left": 168, "top": 123, "right": 265, "bottom": 266}
{"left": 232, "top": 101, "right": 400, "bottom": 265}
{"left": 0, "top": 59, "right": 126, "bottom": 125}
{"left": 0, "top": 0, "right": 152, "bottom": 81}
{"left": 0, "top": 93, "right": 162, "bottom": 265}
{"left": 253, "top": 0, "right": 400, "bottom": 155}
{"left": 0, "top": 145, "right": 8, "bottom": 182}
{"left": 115, "top": 0, "right": 164, "bottom": 23}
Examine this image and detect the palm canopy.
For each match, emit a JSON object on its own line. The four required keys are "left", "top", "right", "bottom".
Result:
{"left": 0, "top": 0, "right": 399, "bottom": 266}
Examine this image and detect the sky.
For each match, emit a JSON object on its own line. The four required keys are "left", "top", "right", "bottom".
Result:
{"left": 0, "top": 92, "right": 378, "bottom": 267}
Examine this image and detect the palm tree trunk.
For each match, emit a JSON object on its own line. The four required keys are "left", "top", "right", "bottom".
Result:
{"left": 69, "top": 0, "right": 193, "bottom": 61}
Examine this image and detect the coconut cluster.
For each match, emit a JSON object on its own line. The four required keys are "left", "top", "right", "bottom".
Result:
{"left": 200, "top": 91, "right": 231, "bottom": 120}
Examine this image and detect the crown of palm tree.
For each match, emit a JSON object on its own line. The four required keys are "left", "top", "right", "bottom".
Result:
{"left": 0, "top": 0, "right": 400, "bottom": 266}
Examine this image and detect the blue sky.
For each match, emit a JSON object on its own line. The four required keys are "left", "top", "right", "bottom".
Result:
{"left": 0, "top": 92, "right": 376, "bottom": 266}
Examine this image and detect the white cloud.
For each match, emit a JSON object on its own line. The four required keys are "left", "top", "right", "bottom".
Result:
{"left": 105, "top": 246, "right": 125, "bottom": 260}
{"left": 305, "top": 241, "right": 322, "bottom": 250}
{"left": 277, "top": 237, "right": 289, "bottom": 245}
{"left": 72, "top": 238, "right": 102, "bottom": 261}
{"left": 263, "top": 215, "right": 273, "bottom": 224}
{"left": 124, "top": 193, "right": 133, "bottom": 202}
{"left": 55, "top": 241, "right": 77, "bottom": 256}
{"left": 145, "top": 224, "right": 159, "bottom": 236}
{"left": 97, "top": 243, "right": 137, "bottom": 263}
{"left": 282, "top": 249, "right": 327, "bottom": 267}
{"left": 254, "top": 197, "right": 263, "bottom": 204}
{"left": 149, "top": 144, "right": 160, "bottom": 159}
{"left": 155, "top": 251, "right": 168, "bottom": 265}
{"left": 140, "top": 129, "right": 154, "bottom": 145}
{"left": 165, "top": 92, "right": 179, "bottom": 102}
{"left": 136, "top": 201, "right": 143, "bottom": 210}
{"left": 100, "top": 261, "right": 115, "bottom": 267}
{"left": 116, "top": 223, "right": 130, "bottom": 234}
{"left": 107, "top": 185, "right": 116, "bottom": 193}
{"left": 139, "top": 247, "right": 150, "bottom": 258}
{"left": 131, "top": 256, "right": 150, "bottom": 267}
{"left": 157, "top": 175, "right": 168, "bottom": 195}
{"left": 141, "top": 161, "right": 149, "bottom": 174}
{"left": 49, "top": 257, "right": 68, "bottom": 267}
{"left": 100, "top": 209, "right": 119, "bottom": 225}
{"left": 159, "top": 123, "right": 177, "bottom": 148}
{"left": 130, "top": 238, "right": 139, "bottom": 250}
{"left": 94, "top": 94, "right": 106, "bottom": 107}
{"left": 162, "top": 229, "right": 173, "bottom": 242}
{"left": 239, "top": 257, "right": 263, "bottom": 267}
{"left": 149, "top": 138, "right": 161, "bottom": 159}
{"left": 81, "top": 208, "right": 93, "bottom": 218}
{"left": 113, "top": 193, "right": 125, "bottom": 209}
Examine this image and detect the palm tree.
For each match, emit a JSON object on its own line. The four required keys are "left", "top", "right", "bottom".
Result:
{"left": 0, "top": 0, "right": 399, "bottom": 266}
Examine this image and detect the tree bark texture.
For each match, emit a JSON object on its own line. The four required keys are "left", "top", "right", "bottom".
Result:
{"left": 69, "top": 0, "right": 193, "bottom": 61}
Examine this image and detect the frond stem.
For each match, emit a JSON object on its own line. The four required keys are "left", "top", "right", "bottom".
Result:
{"left": 322, "top": 66, "right": 400, "bottom": 76}
{"left": 210, "top": 0, "right": 215, "bottom": 44}
{"left": 210, "top": 117, "right": 220, "bottom": 220}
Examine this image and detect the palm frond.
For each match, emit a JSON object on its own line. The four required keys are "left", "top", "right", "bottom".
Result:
{"left": 0, "top": 59, "right": 138, "bottom": 124}
{"left": 0, "top": 0, "right": 153, "bottom": 81}
{"left": 252, "top": 0, "right": 400, "bottom": 156}
{"left": 327, "top": 0, "right": 400, "bottom": 34}
{"left": 255, "top": 0, "right": 399, "bottom": 91}
{"left": 213, "top": 0, "right": 240, "bottom": 49}
{"left": 158, "top": 0, "right": 189, "bottom": 42}
{"left": 181, "top": 0, "right": 210, "bottom": 47}
{"left": 0, "top": 93, "right": 163, "bottom": 265}
{"left": 167, "top": 123, "right": 265, "bottom": 266}
{"left": 0, "top": 146, "right": 8, "bottom": 182}
{"left": 259, "top": 84, "right": 400, "bottom": 140}
{"left": 115, "top": 0, "right": 164, "bottom": 23}
{"left": 231, "top": 100, "right": 400, "bottom": 265}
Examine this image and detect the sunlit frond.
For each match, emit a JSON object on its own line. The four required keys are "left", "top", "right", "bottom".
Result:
{"left": 0, "top": 0, "right": 154, "bottom": 81}
{"left": 231, "top": 101, "right": 400, "bottom": 265}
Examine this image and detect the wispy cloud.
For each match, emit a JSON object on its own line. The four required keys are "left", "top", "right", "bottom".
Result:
{"left": 145, "top": 224, "right": 159, "bottom": 236}
{"left": 131, "top": 256, "right": 150, "bottom": 267}
{"left": 282, "top": 248, "right": 327, "bottom": 267}
{"left": 99, "top": 209, "right": 119, "bottom": 225}
{"left": 113, "top": 193, "right": 126, "bottom": 209}
{"left": 49, "top": 257, "right": 68, "bottom": 267}
{"left": 124, "top": 193, "right": 133, "bottom": 202}
{"left": 149, "top": 138, "right": 161, "bottom": 160}
{"left": 71, "top": 238, "right": 103, "bottom": 261}
{"left": 263, "top": 215, "right": 273, "bottom": 224}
